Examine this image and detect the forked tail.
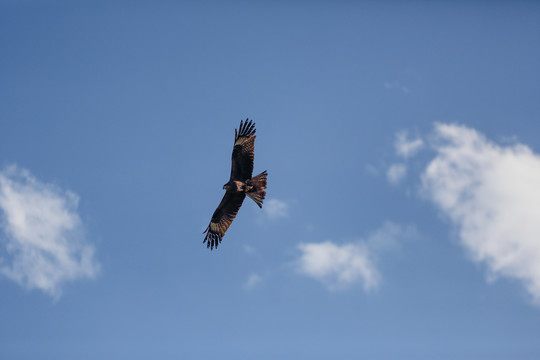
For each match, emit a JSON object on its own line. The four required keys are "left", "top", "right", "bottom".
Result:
{"left": 247, "top": 170, "right": 267, "bottom": 208}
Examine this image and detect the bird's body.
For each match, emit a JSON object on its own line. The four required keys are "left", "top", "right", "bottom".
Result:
{"left": 203, "top": 119, "right": 267, "bottom": 250}
{"left": 224, "top": 180, "right": 252, "bottom": 193}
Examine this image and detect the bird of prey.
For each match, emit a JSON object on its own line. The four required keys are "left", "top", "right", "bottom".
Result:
{"left": 203, "top": 119, "right": 268, "bottom": 250}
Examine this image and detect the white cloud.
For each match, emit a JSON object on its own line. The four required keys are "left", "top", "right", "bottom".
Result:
{"left": 263, "top": 198, "right": 288, "bottom": 219}
{"left": 395, "top": 130, "right": 424, "bottom": 158}
{"left": 421, "top": 123, "right": 540, "bottom": 304}
{"left": 245, "top": 273, "right": 262, "bottom": 289}
{"left": 0, "top": 165, "right": 99, "bottom": 298}
{"left": 296, "top": 222, "right": 417, "bottom": 291}
{"left": 387, "top": 163, "right": 407, "bottom": 185}
{"left": 297, "top": 242, "right": 379, "bottom": 291}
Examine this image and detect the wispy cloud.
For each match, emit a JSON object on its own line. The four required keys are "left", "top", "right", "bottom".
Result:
{"left": 395, "top": 130, "right": 424, "bottom": 159}
{"left": 384, "top": 131, "right": 424, "bottom": 185}
{"left": 243, "top": 244, "right": 255, "bottom": 254}
{"left": 421, "top": 123, "right": 540, "bottom": 304}
{"left": 245, "top": 273, "right": 262, "bottom": 289}
{"left": 263, "top": 198, "right": 288, "bottom": 219}
{"left": 296, "top": 222, "right": 417, "bottom": 291}
{"left": 0, "top": 165, "right": 99, "bottom": 299}
{"left": 386, "top": 163, "right": 407, "bottom": 185}
{"left": 364, "top": 163, "right": 380, "bottom": 176}
{"left": 384, "top": 82, "right": 411, "bottom": 94}
{"left": 366, "top": 221, "right": 418, "bottom": 251}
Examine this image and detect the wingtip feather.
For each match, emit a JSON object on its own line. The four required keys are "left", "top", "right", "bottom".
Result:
{"left": 203, "top": 227, "right": 223, "bottom": 251}
{"left": 236, "top": 118, "right": 256, "bottom": 139}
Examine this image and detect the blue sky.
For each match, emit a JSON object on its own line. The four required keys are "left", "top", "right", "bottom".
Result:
{"left": 1, "top": 1, "right": 540, "bottom": 359}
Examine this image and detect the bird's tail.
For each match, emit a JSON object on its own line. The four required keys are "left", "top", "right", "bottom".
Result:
{"left": 247, "top": 171, "right": 267, "bottom": 208}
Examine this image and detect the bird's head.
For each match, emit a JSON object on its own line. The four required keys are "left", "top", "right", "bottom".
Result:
{"left": 223, "top": 183, "right": 229, "bottom": 190}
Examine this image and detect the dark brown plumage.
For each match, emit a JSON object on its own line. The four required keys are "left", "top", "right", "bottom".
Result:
{"left": 203, "top": 119, "right": 268, "bottom": 250}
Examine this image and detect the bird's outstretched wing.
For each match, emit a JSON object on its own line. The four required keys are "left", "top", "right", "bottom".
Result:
{"left": 230, "top": 119, "right": 256, "bottom": 181}
{"left": 203, "top": 190, "right": 246, "bottom": 250}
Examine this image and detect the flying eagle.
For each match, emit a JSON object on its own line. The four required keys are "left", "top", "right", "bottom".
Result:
{"left": 203, "top": 119, "right": 268, "bottom": 250}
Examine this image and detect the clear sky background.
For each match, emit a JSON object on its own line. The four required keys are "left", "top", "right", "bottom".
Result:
{"left": 1, "top": 1, "right": 540, "bottom": 359}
